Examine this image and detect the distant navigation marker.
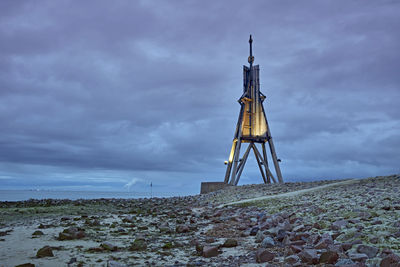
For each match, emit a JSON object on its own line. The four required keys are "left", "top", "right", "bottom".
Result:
{"left": 224, "top": 35, "right": 283, "bottom": 185}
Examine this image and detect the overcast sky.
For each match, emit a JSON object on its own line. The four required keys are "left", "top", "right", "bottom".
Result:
{"left": 0, "top": 0, "right": 399, "bottom": 195}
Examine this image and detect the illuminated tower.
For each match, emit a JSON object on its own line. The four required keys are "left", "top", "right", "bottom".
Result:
{"left": 224, "top": 35, "right": 283, "bottom": 185}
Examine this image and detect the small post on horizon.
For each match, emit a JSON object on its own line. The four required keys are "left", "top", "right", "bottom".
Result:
{"left": 150, "top": 182, "right": 153, "bottom": 198}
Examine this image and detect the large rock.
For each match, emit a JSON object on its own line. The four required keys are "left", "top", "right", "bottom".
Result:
{"left": 58, "top": 227, "right": 85, "bottom": 240}
{"left": 194, "top": 241, "right": 203, "bottom": 255}
{"left": 101, "top": 242, "right": 118, "bottom": 251}
{"left": 32, "top": 231, "right": 43, "bottom": 236}
{"left": 285, "top": 255, "right": 300, "bottom": 265}
{"left": 292, "top": 224, "right": 305, "bottom": 232}
{"left": 335, "top": 259, "right": 355, "bottom": 266}
{"left": 299, "top": 249, "right": 319, "bottom": 264}
{"left": 261, "top": 237, "right": 275, "bottom": 248}
{"left": 202, "top": 246, "right": 219, "bottom": 258}
{"left": 176, "top": 224, "right": 190, "bottom": 233}
{"left": 327, "top": 244, "right": 343, "bottom": 254}
{"left": 58, "top": 232, "right": 74, "bottom": 240}
{"left": 348, "top": 252, "right": 368, "bottom": 262}
{"left": 255, "top": 231, "right": 264, "bottom": 243}
{"left": 36, "top": 246, "right": 54, "bottom": 258}
{"left": 122, "top": 215, "right": 135, "bottom": 223}
{"left": 380, "top": 253, "right": 400, "bottom": 267}
{"left": 259, "top": 221, "right": 272, "bottom": 230}
{"left": 315, "top": 236, "right": 333, "bottom": 249}
{"left": 357, "top": 244, "right": 379, "bottom": 258}
{"left": 256, "top": 248, "right": 275, "bottom": 263}
{"left": 222, "top": 238, "right": 238, "bottom": 248}
{"left": 129, "top": 239, "right": 147, "bottom": 251}
{"left": 290, "top": 245, "right": 302, "bottom": 254}
{"left": 341, "top": 243, "right": 353, "bottom": 251}
{"left": 107, "top": 260, "right": 128, "bottom": 267}
{"left": 319, "top": 250, "right": 339, "bottom": 264}
{"left": 276, "top": 229, "right": 287, "bottom": 241}
{"left": 292, "top": 232, "right": 309, "bottom": 242}
{"left": 278, "top": 220, "right": 292, "bottom": 231}
{"left": 15, "top": 264, "right": 35, "bottom": 267}
{"left": 308, "top": 233, "right": 321, "bottom": 245}
{"left": 331, "top": 219, "right": 348, "bottom": 230}
{"left": 250, "top": 227, "right": 259, "bottom": 236}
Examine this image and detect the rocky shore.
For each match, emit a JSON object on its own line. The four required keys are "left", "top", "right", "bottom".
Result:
{"left": 0, "top": 175, "right": 399, "bottom": 266}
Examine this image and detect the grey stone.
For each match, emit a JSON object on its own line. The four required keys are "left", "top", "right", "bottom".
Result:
{"left": 299, "top": 249, "right": 319, "bottom": 264}
{"left": 341, "top": 243, "right": 353, "bottom": 251}
{"left": 32, "top": 231, "right": 44, "bottom": 236}
{"left": 36, "top": 246, "right": 54, "bottom": 258}
{"left": 335, "top": 259, "right": 355, "bottom": 266}
{"left": 107, "top": 261, "right": 128, "bottom": 267}
{"left": 315, "top": 237, "right": 333, "bottom": 249}
{"left": 357, "top": 244, "right": 379, "bottom": 258}
{"left": 319, "top": 250, "right": 339, "bottom": 264}
{"left": 101, "top": 242, "right": 118, "bottom": 251}
{"left": 250, "top": 227, "right": 259, "bottom": 236}
{"left": 285, "top": 255, "right": 300, "bottom": 264}
{"left": 255, "top": 231, "right": 264, "bottom": 243}
{"left": 122, "top": 215, "right": 134, "bottom": 223}
{"left": 349, "top": 252, "right": 368, "bottom": 262}
{"left": 290, "top": 245, "right": 302, "bottom": 254}
{"left": 202, "top": 246, "right": 219, "bottom": 258}
{"left": 278, "top": 220, "right": 292, "bottom": 231}
{"left": 380, "top": 253, "right": 400, "bottom": 267}
{"left": 58, "top": 227, "right": 85, "bottom": 240}
{"left": 261, "top": 236, "right": 275, "bottom": 248}
{"left": 332, "top": 219, "right": 348, "bottom": 230}
{"left": 292, "top": 224, "right": 305, "bottom": 232}
{"left": 176, "top": 224, "right": 190, "bottom": 233}
{"left": 256, "top": 248, "right": 275, "bottom": 263}
{"left": 276, "top": 229, "right": 287, "bottom": 241}
{"left": 129, "top": 239, "right": 147, "bottom": 251}
{"left": 222, "top": 238, "right": 237, "bottom": 248}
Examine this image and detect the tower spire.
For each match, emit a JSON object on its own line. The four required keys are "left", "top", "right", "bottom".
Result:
{"left": 248, "top": 34, "right": 254, "bottom": 65}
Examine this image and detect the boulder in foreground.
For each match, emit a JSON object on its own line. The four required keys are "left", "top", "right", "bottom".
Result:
{"left": 256, "top": 248, "right": 275, "bottom": 263}
{"left": 36, "top": 246, "right": 53, "bottom": 258}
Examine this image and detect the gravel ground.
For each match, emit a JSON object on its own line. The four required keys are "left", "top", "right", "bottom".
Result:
{"left": 0, "top": 174, "right": 399, "bottom": 266}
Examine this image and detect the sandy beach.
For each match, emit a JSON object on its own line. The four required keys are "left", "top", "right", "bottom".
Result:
{"left": 1, "top": 175, "right": 399, "bottom": 266}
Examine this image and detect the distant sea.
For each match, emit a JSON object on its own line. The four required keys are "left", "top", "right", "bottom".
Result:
{"left": 0, "top": 190, "right": 183, "bottom": 202}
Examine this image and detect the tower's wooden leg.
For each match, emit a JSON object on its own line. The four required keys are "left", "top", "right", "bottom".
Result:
{"left": 224, "top": 141, "right": 236, "bottom": 183}
{"left": 236, "top": 144, "right": 251, "bottom": 174}
{"left": 262, "top": 142, "right": 271, "bottom": 183}
{"left": 261, "top": 104, "right": 283, "bottom": 183}
{"left": 252, "top": 143, "right": 267, "bottom": 184}
{"left": 253, "top": 144, "right": 277, "bottom": 183}
{"left": 267, "top": 137, "right": 283, "bottom": 183}
{"left": 233, "top": 144, "right": 252, "bottom": 185}
{"left": 229, "top": 138, "right": 242, "bottom": 185}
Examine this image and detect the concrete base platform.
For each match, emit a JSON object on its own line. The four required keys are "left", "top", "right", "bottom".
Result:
{"left": 200, "top": 182, "right": 229, "bottom": 194}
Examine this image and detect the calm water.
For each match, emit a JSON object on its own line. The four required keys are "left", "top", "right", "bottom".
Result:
{"left": 0, "top": 190, "right": 181, "bottom": 201}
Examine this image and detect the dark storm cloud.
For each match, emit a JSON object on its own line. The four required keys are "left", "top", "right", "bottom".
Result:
{"left": 0, "top": 0, "right": 399, "bottom": 193}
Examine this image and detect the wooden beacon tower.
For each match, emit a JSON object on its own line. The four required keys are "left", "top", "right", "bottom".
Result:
{"left": 224, "top": 35, "right": 283, "bottom": 185}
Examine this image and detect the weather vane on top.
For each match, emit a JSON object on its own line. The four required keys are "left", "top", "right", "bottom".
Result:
{"left": 224, "top": 34, "right": 283, "bottom": 185}
{"left": 248, "top": 34, "right": 254, "bottom": 65}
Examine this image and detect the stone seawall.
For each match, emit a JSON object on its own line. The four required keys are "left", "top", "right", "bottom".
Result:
{"left": 200, "top": 182, "right": 228, "bottom": 194}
